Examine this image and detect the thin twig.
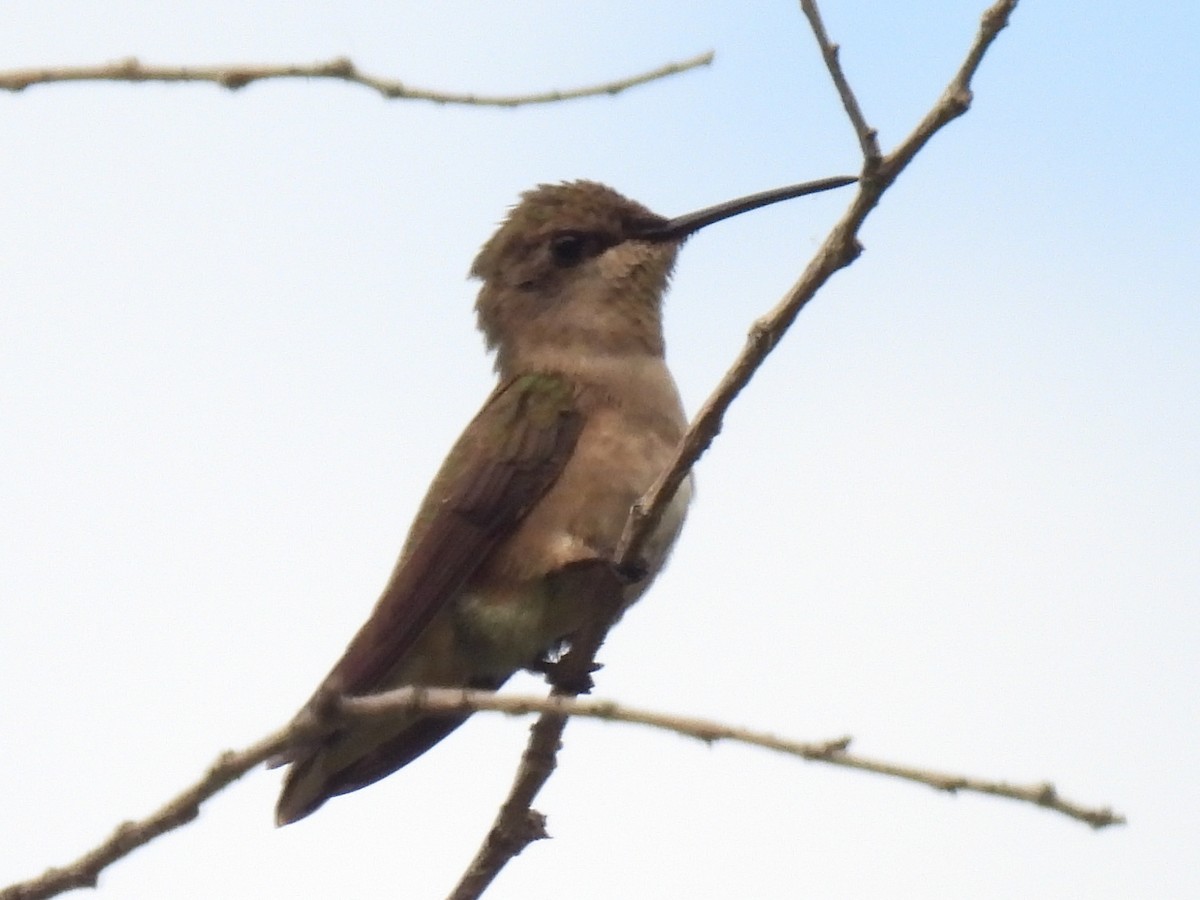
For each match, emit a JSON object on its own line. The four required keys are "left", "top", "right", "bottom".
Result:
{"left": 0, "top": 54, "right": 714, "bottom": 106}
{"left": 799, "top": 0, "right": 882, "bottom": 167}
{"left": 340, "top": 688, "right": 1124, "bottom": 830}
{"left": 447, "top": 564, "right": 627, "bottom": 900}
{"left": 0, "top": 726, "right": 301, "bottom": 900}
{"left": 882, "top": 0, "right": 1015, "bottom": 176}
{"left": 618, "top": 0, "right": 1018, "bottom": 570}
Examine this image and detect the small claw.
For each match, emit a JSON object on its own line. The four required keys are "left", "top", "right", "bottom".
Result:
{"left": 550, "top": 667, "right": 597, "bottom": 695}
{"left": 616, "top": 558, "right": 649, "bottom": 584}
{"left": 533, "top": 652, "right": 603, "bottom": 695}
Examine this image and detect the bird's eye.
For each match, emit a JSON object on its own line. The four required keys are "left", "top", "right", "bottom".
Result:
{"left": 549, "top": 231, "right": 588, "bottom": 268}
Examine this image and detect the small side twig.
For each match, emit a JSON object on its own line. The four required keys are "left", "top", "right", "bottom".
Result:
{"left": 0, "top": 53, "right": 714, "bottom": 107}
{"left": 881, "top": 0, "right": 1014, "bottom": 176}
{"left": 799, "top": 0, "right": 881, "bottom": 167}
{"left": 618, "top": 0, "right": 1018, "bottom": 569}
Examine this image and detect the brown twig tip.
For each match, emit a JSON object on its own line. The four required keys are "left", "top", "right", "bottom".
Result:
{"left": 800, "top": 0, "right": 882, "bottom": 166}
{"left": 0, "top": 52, "right": 714, "bottom": 106}
{"left": 983, "top": 0, "right": 1016, "bottom": 31}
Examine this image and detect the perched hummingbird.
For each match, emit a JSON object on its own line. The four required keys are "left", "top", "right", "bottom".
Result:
{"left": 274, "top": 176, "right": 853, "bottom": 825}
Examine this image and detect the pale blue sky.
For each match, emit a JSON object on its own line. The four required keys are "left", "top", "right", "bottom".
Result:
{"left": 2, "top": 3, "right": 1197, "bottom": 898}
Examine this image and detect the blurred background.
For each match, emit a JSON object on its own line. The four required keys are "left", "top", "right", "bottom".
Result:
{"left": 2, "top": 2, "right": 1196, "bottom": 897}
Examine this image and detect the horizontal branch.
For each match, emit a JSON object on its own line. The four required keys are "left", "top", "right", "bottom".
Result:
{"left": 0, "top": 53, "right": 714, "bottom": 106}
{"left": 1, "top": 679, "right": 1122, "bottom": 900}
{"left": 342, "top": 688, "right": 1126, "bottom": 830}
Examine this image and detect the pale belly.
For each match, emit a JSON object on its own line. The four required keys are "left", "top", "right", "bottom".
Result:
{"left": 453, "top": 471, "right": 692, "bottom": 677}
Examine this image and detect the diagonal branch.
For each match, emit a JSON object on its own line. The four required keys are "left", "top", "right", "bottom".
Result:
{"left": 882, "top": 0, "right": 1015, "bottom": 175}
{"left": 799, "top": 0, "right": 881, "bottom": 167}
{"left": 447, "top": 564, "right": 627, "bottom": 900}
{"left": 0, "top": 54, "right": 713, "bottom": 106}
{"left": 467, "top": 0, "right": 1024, "bottom": 895}
{"left": 0, "top": 726, "right": 300, "bottom": 900}
{"left": 619, "top": 0, "right": 1018, "bottom": 571}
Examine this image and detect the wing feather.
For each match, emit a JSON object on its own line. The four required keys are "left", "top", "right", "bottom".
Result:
{"left": 316, "top": 373, "right": 583, "bottom": 697}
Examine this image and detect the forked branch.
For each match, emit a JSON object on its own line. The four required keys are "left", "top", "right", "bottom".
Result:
{"left": 460, "top": 1, "right": 1025, "bottom": 897}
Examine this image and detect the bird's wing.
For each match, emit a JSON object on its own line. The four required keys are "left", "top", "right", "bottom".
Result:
{"left": 318, "top": 372, "right": 584, "bottom": 697}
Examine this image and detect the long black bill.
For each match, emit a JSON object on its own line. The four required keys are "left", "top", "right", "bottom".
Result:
{"left": 633, "top": 175, "right": 857, "bottom": 242}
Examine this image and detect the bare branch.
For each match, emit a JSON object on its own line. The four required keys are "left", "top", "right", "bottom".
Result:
{"left": 618, "top": 0, "right": 1018, "bottom": 572}
{"left": 0, "top": 726, "right": 299, "bottom": 900}
{"left": 0, "top": 54, "right": 714, "bottom": 106}
{"left": 448, "top": 563, "right": 627, "bottom": 900}
{"left": 340, "top": 688, "right": 1124, "bottom": 830}
{"left": 799, "top": 0, "right": 882, "bottom": 167}
{"left": 882, "top": 0, "right": 1016, "bottom": 175}
{"left": 0, "top": 671, "right": 1124, "bottom": 900}
{"left": 474, "top": 0, "right": 1023, "bottom": 888}
{"left": 340, "top": 688, "right": 1122, "bottom": 829}
{"left": 471, "top": 0, "right": 1024, "bottom": 884}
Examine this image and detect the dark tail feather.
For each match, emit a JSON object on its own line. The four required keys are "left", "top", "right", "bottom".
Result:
{"left": 275, "top": 713, "right": 471, "bottom": 826}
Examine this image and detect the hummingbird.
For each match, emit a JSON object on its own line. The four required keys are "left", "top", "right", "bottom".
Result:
{"left": 274, "top": 175, "right": 854, "bottom": 825}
